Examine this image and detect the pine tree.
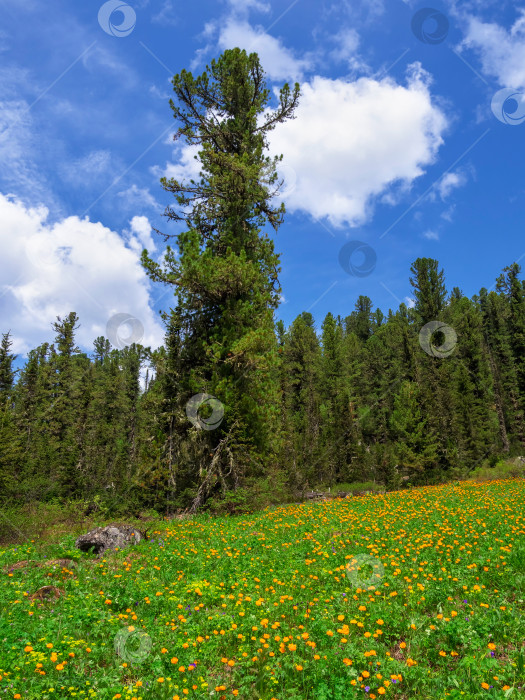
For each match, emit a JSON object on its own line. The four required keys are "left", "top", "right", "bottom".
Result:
{"left": 83, "top": 346, "right": 131, "bottom": 500}
{"left": 448, "top": 295, "right": 499, "bottom": 464}
{"left": 389, "top": 381, "right": 438, "bottom": 483}
{"left": 479, "top": 283, "right": 524, "bottom": 451}
{"left": 410, "top": 257, "right": 447, "bottom": 325}
{"left": 497, "top": 264, "right": 525, "bottom": 415}
{"left": 319, "top": 313, "right": 346, "bottom": 483}
{"left": 47, "top": 313, "right": 85, "bottom": 496}
{"left": 2, "top": 254, "right": 523, "bottom": 510}
{"left": 280, "top": 312, "right": 322, "bottom": 486}
{"left": 13, "top": 342, "right": 57, "bottom": 499}
{"left": 0, "top": 332, "right": 21, "bottom": 500}
{"left": 408, "top": 259, "right": 454, "bottom": 478}
{"left": 345, "top": 295, "right": 373, "bottom": 342}
{"left": 141, "top": 48, "right": 300, "bottom": 510}
{"left": 0, "top": 332, "right": 16, "bottom": 397}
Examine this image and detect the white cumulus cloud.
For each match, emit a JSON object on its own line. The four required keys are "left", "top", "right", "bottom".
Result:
{"left": 267, "top": 63, "right": 448, "bottom": 227}
{"left": 127, "top": 215, "right": 157, "bottom": 253}
{"left": 436, "top": 171, "right": 467, "bottom": 200}
{"left": 116, "top": 184, "right": 160, "bottom": 211}
{"left": 160, "top": 63, "right": 448, "bottom": 229}
{"left": 161, "top": 143, "right": 202, "bottom": 184}
{"left": 0, "top": 193, "right": 165, "bottom": 356}
{"left": 459, "top": 9, "right": 525, "bottom": 89}
{"left": 227, "top": 0, "right": 270, "bottom": 15}
{"left": 217, "top": 18, "right": 311, "bottom": 81}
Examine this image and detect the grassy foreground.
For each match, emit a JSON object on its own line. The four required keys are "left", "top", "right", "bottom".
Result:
{"left": 1, "top": 480, "right": 524, "bottom": 699}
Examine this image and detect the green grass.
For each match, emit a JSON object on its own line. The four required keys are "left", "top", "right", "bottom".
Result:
{"left": 466, "top": 457, "right": 525, "bottom": 483}
{"left": 1, "top": 479, "right": 524, "bottom": 699}
{"left": 319, "top": 482, "right": 385, "bottom": 496}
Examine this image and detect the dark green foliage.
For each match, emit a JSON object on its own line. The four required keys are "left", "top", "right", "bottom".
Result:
{"left": 1, "top": 258, "right": 524, "bottom": 511}
{"left": 141, "top": 48, "right": 300, "bottom": 511}
{"left": 0, "top": 48, "right": 524, "bottom": 513}
{"left": 410, "top": 257, "right": 447, "bottom": 324}
{"left": 0, "top": 332, "right": 16, "bottom": 396}
{"left": 277, "top": 258, "right": 524, "bottom": 492}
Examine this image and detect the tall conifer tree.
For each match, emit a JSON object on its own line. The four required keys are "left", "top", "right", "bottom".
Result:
{"left": 141, "top": 49, "right": 300, "bottom": 509}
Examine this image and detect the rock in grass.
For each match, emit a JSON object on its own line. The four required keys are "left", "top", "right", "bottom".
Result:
{"left": 29, "top": 585, "right": 65, "bottom": 601}
{"left": 5, "top": 558, "right": 77, "bottom": 573}
{"left": 45, "top": 558, "right": 77, "bottom": 569}
{"left": 75, "top": 525, "right": 144, "bottom": 555}
{"left": 5, "top": 559, "right": 38, "bottom": 572}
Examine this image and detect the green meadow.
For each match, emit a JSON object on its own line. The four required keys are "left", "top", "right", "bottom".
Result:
{"left": 1, "top": 479, "right": 524, "bottom": 700}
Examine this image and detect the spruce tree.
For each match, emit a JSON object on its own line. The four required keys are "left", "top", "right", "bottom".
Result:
{"left": 408, "top": 259, "right": 453, "bottom": 478}
{"left": 479, "top": 283, "right": 524, "bottom": 451}
{"left": 319, "top": 313, "right": 346, "bottom": 483}
{"left": 0, "top": 332, "right": 20, "bottom": 500}
{"left": 410, "top": 257, "right": 447, "bottom": 325}
{"left": 281, "top": 312, "right": 322, "bottom": 486}
{"left": 0, "top": 332, "right": 16, "bottom": 397}
{"left": 497, "top": 264, "right": 525, "bottom": 414}
{"left": 448, "top": 296, "right": 499, "bottom": 464}
{"left": 389, "top": 380, "right": 438, "bottom": 483}
{"left": 345, "top": 296, "right": 373, "bottom": 342}
{"left": 47, "top": 313, "right": 84, "bottom": 495}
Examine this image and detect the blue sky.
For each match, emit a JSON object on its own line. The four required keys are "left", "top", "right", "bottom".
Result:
{"left": 1, "top": 0, "right": 524, "bottom": 355}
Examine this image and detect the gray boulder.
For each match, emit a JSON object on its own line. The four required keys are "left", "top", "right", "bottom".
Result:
{"left": 75, "top": 525, "right": 144, "bottom": 555}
